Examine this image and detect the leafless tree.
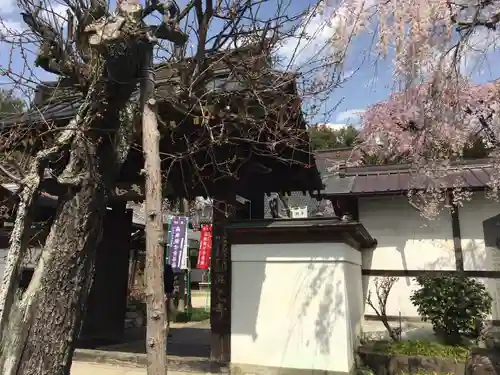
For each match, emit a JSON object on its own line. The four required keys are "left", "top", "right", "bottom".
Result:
{"left": 0, "top": 0, "right": 354, "bottom": 373}
{"left": 366, "top": 276, "right": 401, "bottom": 342}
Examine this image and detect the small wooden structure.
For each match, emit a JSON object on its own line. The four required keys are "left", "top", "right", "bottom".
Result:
{"left": 0, "top": 44, "right": 323, "bottom": 356}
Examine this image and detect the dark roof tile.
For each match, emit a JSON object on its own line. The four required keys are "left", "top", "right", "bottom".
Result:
{"left": 322, "top": 160, "right": 495, "bottom": 196}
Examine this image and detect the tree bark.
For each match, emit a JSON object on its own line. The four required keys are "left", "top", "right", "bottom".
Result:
{"left": 0, "top": 82, "right": 137, "bottom": 375}
{"left": 141, "top": 43, "right": 167, "bottom": 374}
{"left": 3, "top": 171, "right": 107, "bottom": 375}
{"left": 0, "top": 122, "right": 81, "bottom": 342}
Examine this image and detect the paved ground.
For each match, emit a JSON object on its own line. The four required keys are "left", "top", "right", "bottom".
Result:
{"left": 190, "top": 294, "right": 210, "bottom": 310}
{"left": 79, "top": 291, "right": 212, "bottom": 357}
{"left": 72, "top": 361, "right": 226, "bottom": 375}
{"left": 73, "top": 291, "right": 213, "bottom": 372}
{"left": 89, "top": 320, "right": 211, "bottom": 357}
{"left": 71, "top": 362, "right": 145, "bottom": 375}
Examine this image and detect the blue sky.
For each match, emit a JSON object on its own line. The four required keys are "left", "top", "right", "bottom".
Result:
{"left": 1, "top": 0, "right": 500, "bottom": 128}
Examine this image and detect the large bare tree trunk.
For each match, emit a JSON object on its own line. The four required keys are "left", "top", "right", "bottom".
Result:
{"left": 0, "top": 124, "right": 81, "bottom": 341}
{"left": 141, "top": 44, "right": 167, "bottom": 374}
{"left": 3, "top": 173, "right": 106, "bottom": 375}
{"left": 0, "top": 82, "right": 136, "bottom": 375}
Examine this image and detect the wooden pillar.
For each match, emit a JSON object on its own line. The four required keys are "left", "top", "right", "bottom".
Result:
{"left": 79, "top": 203, "right": 132, "bottom": 344}
{"left": 210, "top": 199, "right": 231, "bottom": 362}
{"left": 448, "top": 192, "right": 464, "bottom": 271}
{"left": 209, "top": 192, "right": 263, "bottom": 361}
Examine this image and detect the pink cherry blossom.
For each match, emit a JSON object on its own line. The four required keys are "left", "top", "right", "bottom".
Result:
{"left": 360, "top": 79, "right": 500, "bottom": 163}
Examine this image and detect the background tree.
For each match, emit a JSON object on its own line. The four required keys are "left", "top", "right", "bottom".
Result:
{"left": 0, "top": 0, "right": 352, "bottom": 373}
{"left": 315, "top": 0, "right": 500, "bottom": 216}
{"left": 0, "top": 90, "right": 26, "bottom": 183}
{"left": 309, "top": 124, "right": 359, "bottom": 150}
{"left": 0, "top": 90, "right": 25, "bottom": 120}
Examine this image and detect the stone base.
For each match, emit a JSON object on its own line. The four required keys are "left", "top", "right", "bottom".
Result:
{"left": 230, "top": 363, "right": 354, "bottom": 375}
{"left": 124, "top": 301, "right": 146, "bottom": 329}
{"left": 210, "top": 333, "right": 230, "bottom": 362}
{"left": 466, "top": 348, "right": 500, "bottom": 375}
{"left": 358, "top": 347, "right": 465, "bottom": 375}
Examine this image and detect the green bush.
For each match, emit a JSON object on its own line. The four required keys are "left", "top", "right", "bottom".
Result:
{"left": 410, "top": 275, "right": 492, "bottom": 344}
{"left": 369, "top": 340, "right": 469, "bottom": 361}
{"left": 174, "top": 308, "right": 210, "bottom": 323}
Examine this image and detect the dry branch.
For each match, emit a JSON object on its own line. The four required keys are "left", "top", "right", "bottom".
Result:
{"left": 366, "top": 277, "right": 401, "bottom": 342}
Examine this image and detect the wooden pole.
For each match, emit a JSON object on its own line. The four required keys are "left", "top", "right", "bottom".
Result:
{"left": 141, "top": 42, "right": 167, "bottom": 374}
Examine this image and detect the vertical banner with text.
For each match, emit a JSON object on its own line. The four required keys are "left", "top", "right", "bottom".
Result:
{"left": 196, "top": 224, "right": 212, "bottom": 269}
{"left": 167, "top": 216, "right": 188, "bottom": 271}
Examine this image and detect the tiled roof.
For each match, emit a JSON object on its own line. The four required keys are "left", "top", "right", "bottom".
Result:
{"left": 314, "top": 148, "right": 360, "bottom": 174}
{"left": 5, "top": 72, "right": 269, "bottom": 128}
{"left": 321, "top": 159, "right": 494, "bottom": 196}
{"left": 0, "top": 92, "right": 124, "bottom": 128}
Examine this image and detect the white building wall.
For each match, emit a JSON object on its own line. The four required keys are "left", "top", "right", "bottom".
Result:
{"left": 459, "top": 193, "right": 500, "bottom": 271}
{"left": 358, "top": 196, "right": 456, "bottom": 318}
{"left": 0, "top": 248, "right": 7, "bottom": 280}
{"left": 231, "top": 242, "right": 363, "bottom": 374}
{"left": 459, "top": 193, "right": 500, "bottom": 320}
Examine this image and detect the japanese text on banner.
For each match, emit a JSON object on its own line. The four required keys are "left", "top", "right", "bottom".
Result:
{"left": 167, "top": 216, "right": 188, "bottom": 271}
{"left": 196, "top": 224, "right": 212, "bottom": 269}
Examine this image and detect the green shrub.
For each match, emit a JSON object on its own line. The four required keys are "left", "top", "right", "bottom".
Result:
{"left": 174, "top": 308, "right": 210, "bottom": 323}
{"left": 369, "top": 340, "right": 469, "bottom": 361}
{"left": 410, "top": 275, "right": 492, "bottom": 344}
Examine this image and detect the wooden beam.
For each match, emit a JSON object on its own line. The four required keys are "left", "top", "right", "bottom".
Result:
{"left": 210, "top": 198, "right": 231, "bottom": 362}
{"left": 448, "top": 192, "right": 464, "bottom": 271}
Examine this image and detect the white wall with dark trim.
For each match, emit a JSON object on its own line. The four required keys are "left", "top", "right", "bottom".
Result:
{"left": 459, "top": 193, "right": 500, "bottom": 320}
{"left": 359, "top": 196, "right": 456, "bottom": 318}
{"left": 359, "top": 194, "right": 500, "bottom": 321}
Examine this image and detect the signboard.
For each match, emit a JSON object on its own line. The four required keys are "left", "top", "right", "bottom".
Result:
{"left": 290, "top": 206, "right": 308, "bottom": 218}
{"left": 196, "top": 224, "right": 212, "bottom": 269}
{"left": 167, "top": 216, "right": 188, "bottom": 271}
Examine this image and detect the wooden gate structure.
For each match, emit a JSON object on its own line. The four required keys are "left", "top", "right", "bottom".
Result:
{"left": 0, "top": 43, "right": 323, "bottom": 360}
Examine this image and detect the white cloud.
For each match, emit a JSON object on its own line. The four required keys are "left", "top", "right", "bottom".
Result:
{"left": 343, "top": 69, "right": 355, "bottom": 79}
{"left": 0, "top": 2, "right": 69, "bottom": 42}
{"left": 0, "top": 19, "right": 24, "bottom": 38}
{"left": 40, "top": 3, "right": 69, "bottom": 25}
{"left": 0, "top": 0, "right": 16, "bottom": 15}
{"left": 313, "top": 123, "right": 348, "bottom": 130}
{"left": 278, "top": 7, "right": 332, "bottom": 66}
{"left": 335, "top": 108, "right": 365, "bottom": 123}
{"left": 278, "top": 0, "right": 375, "bottom": 68}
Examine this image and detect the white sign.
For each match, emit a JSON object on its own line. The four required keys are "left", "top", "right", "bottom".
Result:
{"left": 290, "top": 207, "right": 308, "bottom": 218}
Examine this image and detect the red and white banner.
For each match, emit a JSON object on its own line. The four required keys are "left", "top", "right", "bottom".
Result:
{"left": 196, "top": 224, "right": 212, "bottom": 269}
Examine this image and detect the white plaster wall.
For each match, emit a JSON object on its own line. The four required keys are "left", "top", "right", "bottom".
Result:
{"left": 345, "top": 262, "right": 364, "bottom": 352}
{"left": 359, "top": 196, "right": 456, "bottom": 318}
{"left": 459, "top": 194, "right": 500, "bottom": 271}
{"left": 231, "top": 242, "right": 363, "bottom": 374}
{"left": 0, "top": 248, "right": 6, "bottom": 280}
{"left": 459, "top": 194, "right": 500, "bottom": 320}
